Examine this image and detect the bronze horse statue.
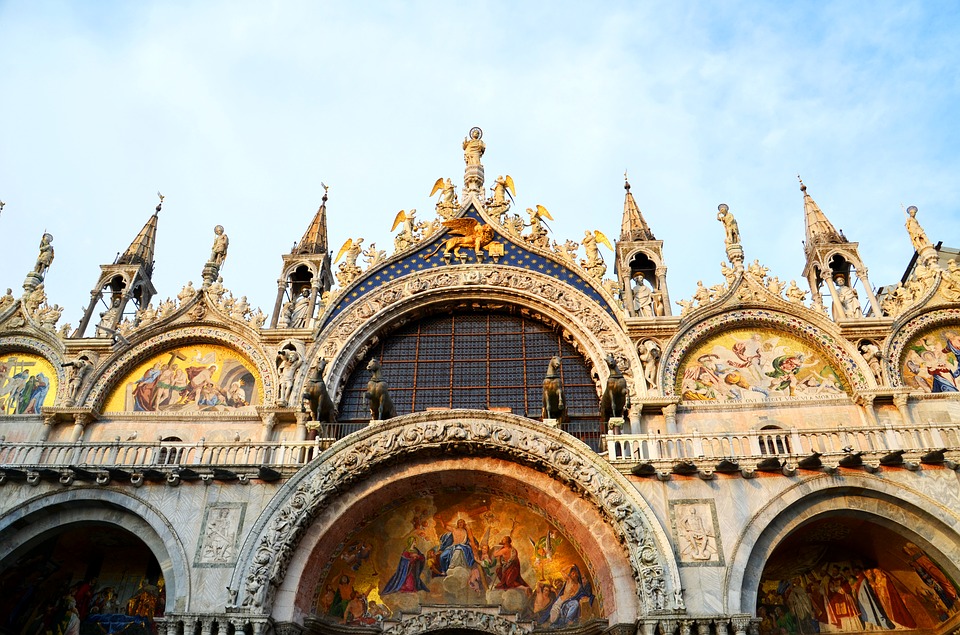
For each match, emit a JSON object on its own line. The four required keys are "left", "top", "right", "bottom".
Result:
{"left": 600, "top": 353, "right": 630, "bottom": 426}
{"left": 542, "top": 356, "right": 566, "bottom": 421}
{"left": 302, "top": 359, "right": 337, "bottom": 435}
{"left": 366, "top": 358, "right": 396, "bottom": 420}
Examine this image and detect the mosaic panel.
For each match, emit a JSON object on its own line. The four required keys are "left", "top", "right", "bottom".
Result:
{"left": 0, "top": 352, "right": 58, "bottom": 414}
{"left": 104, "top": 344, "right": 262, "bottom": 412}
{"left": 899, "top": 325, "right": 960, "bottom": 393}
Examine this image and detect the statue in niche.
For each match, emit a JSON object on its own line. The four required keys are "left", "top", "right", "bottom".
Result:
{"left": 860, "top": 341, "right": 884, "bottom": 385}
{"left": 832, "top": 274, "right": 862, "bottom": 319}
{"left": 63, "top": 356, "right": 94, "bottom": 406}
{"left": 638, "top": 340, "right": 661, "bottom": 389}
{"left": 96, "top": 297, "right": 122, "bottom": 337}
{"left": 632, "top": 273, "right": 654, "bottom": 317}
{"left": 277, "top": 347, "right": 303, "bottom": 407}
{"left": 288, "top": 288, "right": 312, "bottom": 328}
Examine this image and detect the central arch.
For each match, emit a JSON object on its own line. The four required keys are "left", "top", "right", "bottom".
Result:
{"left": 231, "top": 411, "right": 682, "bottom": 625}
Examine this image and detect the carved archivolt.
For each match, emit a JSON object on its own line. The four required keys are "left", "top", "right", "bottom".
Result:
{"left": 660, "top": 309, "right": 871, "bottom": 395}
{"left": 309, "top": 265, "right": 643, "bottom": 404}
{"left": 232, "top": 411, "right": 680, "bottom": 618}
{"left": 886, "top": 307, "right": 960, "bottom": 387}
{"left": 84, "top": 326, "right": 276, "bottom": 411}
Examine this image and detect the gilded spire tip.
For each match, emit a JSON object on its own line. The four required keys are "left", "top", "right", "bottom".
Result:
{"left": 156, "top": 191, "right": 164, "bottom": 214}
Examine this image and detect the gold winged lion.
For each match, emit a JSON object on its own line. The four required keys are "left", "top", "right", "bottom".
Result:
{"left": 423, "top": 218, "right": 497, "bottom": 259}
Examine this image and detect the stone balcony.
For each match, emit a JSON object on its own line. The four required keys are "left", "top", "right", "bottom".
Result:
{"left": 1, "top": 420, "right": 959, "bottom": 487}
{"left": 604, "top": 421, "right": 960, "bottom": 478}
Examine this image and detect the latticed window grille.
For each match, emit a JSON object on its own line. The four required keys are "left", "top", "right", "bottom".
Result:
{"left": 336, "top": 311, "right": 602, "bottom": 449}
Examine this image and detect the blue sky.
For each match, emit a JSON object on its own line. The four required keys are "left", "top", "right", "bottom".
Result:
{"left": 2, "top": 1, "right": 958, "bottom": 324}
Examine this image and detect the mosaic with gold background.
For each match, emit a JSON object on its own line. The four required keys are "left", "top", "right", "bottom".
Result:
{"left": 900, "top": 325, "right": 960, "bottom": 393}
{"left": 677, "top": 328, "right": 848, "bottom": 402}
{"left": 313, "top": 489, "right": 599, "bottom": 628}
{"left": 105, "top": 345, "right": 261, "bottom": 412}
{"left": 0, "top": 352, "right": 58, "bottom": 414}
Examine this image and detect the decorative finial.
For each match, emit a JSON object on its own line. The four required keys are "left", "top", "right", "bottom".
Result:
{"left": 321, "top": 182, "right": 329, "bottom": 203}
{"left": 0, "top": 200, "right": 5, "bottom": 216}
{"left": 798, "top": 175, "right": 806, "bottom": 193}
{"left": 156, "top": 191, "right": 165, "bottom": 213}
{"left": 624, "top": 170, "right": 631, "bottom": 191}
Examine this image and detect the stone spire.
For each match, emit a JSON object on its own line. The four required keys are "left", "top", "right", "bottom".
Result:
{"left": 798, "top": 179, "right": 880, "bottom": 319}
{"left": 615, "top": 173, "right": 671, "bottom": 317}
{"left": 620, "top": 176, "right": 655, "bottom": 241}
{"left": 800, "top": 177, "right": 844, "bottom": 251}
{"left": 74, "top": 195, "right": 161, "bottom": 338}
{"left": 116, "top": 197, "right": 161, "bottom": 277}
{"left": 295, "top": 187, "right": 329, "bottom": 255}
{"left": 270, "top": 186, "right": 334, "bottom": 329}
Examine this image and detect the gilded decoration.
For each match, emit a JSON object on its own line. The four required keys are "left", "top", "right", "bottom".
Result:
{"left": 887, "top": 309, "right": 960, "bottom": 388}
{"left": 899, "top": 325, "right": 960, "bottom": 393}
{"left": 104, "top": 344, "right": 262, "bottom": 412}
{"left": 85, "top": 327, "right": 274, "bottom": 412}
{"left": 662, "top": 310, "right": 869, "bottom": 398}
{"left": 234, "top": 413, "right": 675, "bottom": 616}
{"left": 0, "top": 351, "right": 58, "bottom": 414}
{"left": 312, "top": 489, "right": 600, "bottom": 628}
{"left": 676, "top": 328, "right": 848, "bottom": 402}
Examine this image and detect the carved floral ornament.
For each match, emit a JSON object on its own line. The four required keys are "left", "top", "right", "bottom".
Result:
{"left": 380, "top": 609, "right": 528, "bottom": 635}
{"left": 310, "top": 264, "right": 643, "bottom": 398}
{"left": 660, "top": 309, "right": 871, "bottom": 396}
{"left": 233, "top": 412, "right": 679, "bottom": 616}
{"left": 83, "top": 325, "right": 276, "bottom": 411}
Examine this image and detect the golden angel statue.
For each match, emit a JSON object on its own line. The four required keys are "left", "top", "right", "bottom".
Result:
{"left": 524, "top": 205, "right": 553, "bottom": 248}
{"left": 491, "top": 175, "right": 516, "bottom": 206}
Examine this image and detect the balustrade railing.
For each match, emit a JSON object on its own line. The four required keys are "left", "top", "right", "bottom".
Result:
{"left": 0, "top": 437, "right": 334, "bottom": 472}
{"left": 606, "top": 422, "right": 960, "bottom": 463}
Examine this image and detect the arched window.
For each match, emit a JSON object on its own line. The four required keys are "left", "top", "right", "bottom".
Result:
{"left": 758, "top": 425, "right": 790, "bottom": 455}
{"left": 338, "top": 310, "right": 601, "bottom": 448}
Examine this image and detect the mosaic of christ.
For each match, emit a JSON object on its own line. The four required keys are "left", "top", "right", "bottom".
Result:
{"left": 313, "top": 490, "right": 600, "bottom": 628}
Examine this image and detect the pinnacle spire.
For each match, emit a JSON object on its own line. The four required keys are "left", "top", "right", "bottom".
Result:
{"left": 620, "top": 173, "right": 655, "bottom": 241}
{"left": 295, "top": 186, "right": 329, "bottom": 255}
{"left": 117, "top": 195, "right": 162, "bottom": 277}
{"left": 800, "top": 177, "right": 845, "bottom": 249}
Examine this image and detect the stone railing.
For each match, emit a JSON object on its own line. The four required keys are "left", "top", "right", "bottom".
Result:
{"left": 606, "top": 422, "right": 960, "bottom": 468}
{"left": 0, "top": 437, "right": 335, "bottom": 485}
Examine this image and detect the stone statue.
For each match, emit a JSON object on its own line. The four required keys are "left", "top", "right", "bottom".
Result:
{"left": 462, "top": 127, "right": 485, "bottom": 166}
{"left": 766, "top": 276, "right": 785, "bottom": 296}
{"left": 208, "top": 276, "right": 227, "bottom": 305}
{"left": 859, "top": 341, "right": 884, "bottom": 385}
{"left": 692, "top": 281, "right": 712, "bottom": 307}
{"left": 524, "top": 206, "right": 551, "bottom": 249}
{"left": 580, "top": 230, "right": 609, "bottom": 280}
{"left": 904, "top": 206, "right": 931, "bottom": 253}
{"left": 178, "top": 281, "right": 197, "bottom": 304}
{"left": 600, "top": 354, "right": 630, "bottom": 430}
{"left": 365, "top": 358, "right": 396, "bottom": 420}
{"left": 392, "top": 209, "right": 423, "bottom": 252}
{"left": 63, "top": 356, "right": 93, "bottom": 406}
{"left": 786, "top": 280, "right": 807, "bottom": 304}
{"left": 717, "top": 204, "right": 739, "bottom": 246}
{"left": 210, "top": 225, "right": 229, "bottom": 266}
{"left": 335, "top": 238, "right": 364, "bottom": 287}
{"left": 638, "top": 340, "right": 660, "bottom": 389}
{"left": 832, "top": 275, "right": 862, "bottom": 319}
{"left": 277, "top": 347, "right": 303, "bottom": 407}
{"left": 288, "top": 288, "right": 312, "bottom": 328}
{"left": 362, "top": 242, "right": 386, "bottom": 270}
{"left": 33, "top": 233, "right": 55, "bottom": 277}
{"left": 0, "top": 288, "right": 14, "bottom": 311}
{"left": 96, "top": 297, "right": 122, "bottom": 337}
{"left": 136, "top": 302, "right": 158, "bottom": 327}
{"left": 632, "top": 274, "right": 654, "bottom": 317}
{"left": 541, "top": 356, "right": 565, "bottom": 421}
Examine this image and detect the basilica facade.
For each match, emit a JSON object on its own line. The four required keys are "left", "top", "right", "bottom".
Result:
{"left": 1, "top": 130, "right": 959, "bottom": 635}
